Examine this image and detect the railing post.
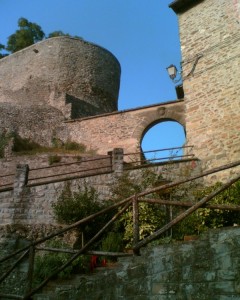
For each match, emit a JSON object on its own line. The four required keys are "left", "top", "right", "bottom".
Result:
{"left": 12, "top": 164, "right": 29, "bottom": 224}
{"left": 132, "top": 195, "right": 140, "bottom": 255}
{"left": 25, "top": 245, "right": 35, "bottom": 295}
{"left": 13, "top": 164, "right": 29, "bottom": 199}
{"left": 111, "top": 148, "right": 124, "bottom": 176}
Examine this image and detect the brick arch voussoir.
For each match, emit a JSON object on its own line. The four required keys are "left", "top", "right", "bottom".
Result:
{"left": 132, "top": 106, "right": 185, "bottom": 144}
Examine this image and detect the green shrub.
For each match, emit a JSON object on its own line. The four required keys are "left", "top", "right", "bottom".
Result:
{"left": 111, "top": 169, "right": 240, "bottom": 245}
{"left": 34, "top": 239, "right": 89, "bottom": 285}
{"left": 51, "top": 137, "right": 86, "bottom": 153}
{"left": 167, "top": 180, "right": 240, "bottom": 239}
{"left": 51, "top": 137, "right": 64, "bottom": 148}
{"left": 194, "top": 181, "right": 240, "bottom": 228}
{"left": 52, "top": 183, "right": 112, "bottom": 245}
{"left": 100, "top": 231, "right": 124, "bottom": 262}
{"left": 101, "top": 232, "right": 124, "bottom": 253}
{"left": 111, "top": 170, "right": 166, "bottom": 248}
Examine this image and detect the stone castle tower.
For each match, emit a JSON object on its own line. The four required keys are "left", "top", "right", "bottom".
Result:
{"left": 0, "top": 0, "right": 239, "bottom": 176}
{"left": 170, "top": 0, "right": 240, "bottom": 174}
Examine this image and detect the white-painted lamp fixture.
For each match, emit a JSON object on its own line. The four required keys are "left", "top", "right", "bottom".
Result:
{"left": 166, "top": 64, "right": 178, "bottom": 80}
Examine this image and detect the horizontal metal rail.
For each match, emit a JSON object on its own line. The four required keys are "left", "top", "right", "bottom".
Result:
{"left": 28, "top": 164, "right": 112, "bottom": 182}
{"left": 0, "top": 182, "right": 14, "bottom": 188}
{"left": 124, "top": 155, "right": 195, "bottom": 168}
{"left": 30, "top": 155, "right": 110, "bottom": 171}
{"left": 0, "top": 173, "right": 14, "bottom": 178}
{"left": 123, "top": 145, "right": 194, "bottom": 157}
{"left": 0, "top": 186, "right": 13, "bottom": 192}
{"left": 26, "top": 170, "right": 114, "bottom": 188}
{"left": 0, "top": 147, "right": 193, "bottom": 185}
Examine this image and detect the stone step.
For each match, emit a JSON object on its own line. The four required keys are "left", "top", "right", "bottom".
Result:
{"left": 33, "top": 260, "right": 130, "bottom": 299}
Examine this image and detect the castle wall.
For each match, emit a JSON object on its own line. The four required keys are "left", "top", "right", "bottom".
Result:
{"left": 176, "top": 0, "right": 240, "bottom": 173}
{"left": 0, "top": 159, "right": 200, "bottom": 229}
{"left": 0, "top": 100, "right": 184, "bottom": 159}
{"left": 0, "top": 103, "right": 67, "bottom": 146}
{"left": 65, "top": 100, "right": 185, "bottom": 155}
{"left": 0, "top": 37, "right": 120, "bottom": 117}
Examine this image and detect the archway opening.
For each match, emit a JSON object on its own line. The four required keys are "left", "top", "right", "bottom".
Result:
{"left": 141, "top": 121, "right": 186, "bottom": 162}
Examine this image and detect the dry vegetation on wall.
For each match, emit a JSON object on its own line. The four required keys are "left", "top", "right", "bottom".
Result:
{"left": 0, "top": 130, "right": 92, "bottom": 158}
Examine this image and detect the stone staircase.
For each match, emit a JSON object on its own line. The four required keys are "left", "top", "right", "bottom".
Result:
{"left": 33, "top": 258, "right": 132, "bottom": 300}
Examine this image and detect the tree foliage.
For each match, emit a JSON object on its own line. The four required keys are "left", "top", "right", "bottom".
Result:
{"left": 47, "top": 30, "right": 70, "bottom": 38}
{"left": 0, "top": 43, "right": 8, "bottom": 58}
{"left": 1, "top": 17, "right": 83, "bottom": 57}
{"left": 6, "top": 18, "right": 45, "bottom": 53}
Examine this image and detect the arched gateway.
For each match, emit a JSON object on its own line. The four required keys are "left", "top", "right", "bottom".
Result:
{"left": 66, "top": 100, "right": 185, "bottom": 156}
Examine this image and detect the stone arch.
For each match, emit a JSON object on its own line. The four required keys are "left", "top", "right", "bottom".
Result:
{"left": 140, "top": 118, "right": 186, "bottom": 149}
{"left": 131, "top": 102, "right": 185, "bottom": 147}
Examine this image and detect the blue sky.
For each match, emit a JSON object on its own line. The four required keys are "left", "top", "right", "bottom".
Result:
{"left": 0, "top": 0, "right": 185, "bottom": 158}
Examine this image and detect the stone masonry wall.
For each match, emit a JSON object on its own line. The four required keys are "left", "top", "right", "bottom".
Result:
{"left": 0, "top": 103, "right": 67, "bottom": 147}
{"left": 64, "top": 100, "right": 185, "bottom": 155}
{"left": 0, "top": 37, "right": 120, "bottom": 117}
{"left": 0, "top": 100, "right": 184, "bottom": 153}
{"left": 177, "top": 0, "right": 240, "bottom": 175}
{"left": 0, "top": 159, "right": 200, "bottom": 231}
{"left": 42, "top": 226, "right": 240, "bottom": 300}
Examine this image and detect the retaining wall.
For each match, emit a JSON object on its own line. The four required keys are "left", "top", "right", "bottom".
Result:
{"left": 33, "top": 226, "right": 240, "bottom": 299}
{"left": 0, "top": 158, "right": 201, "bottom": 236}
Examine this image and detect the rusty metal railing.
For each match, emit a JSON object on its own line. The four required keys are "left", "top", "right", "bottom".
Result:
{"left": 0, "top": 146, "right": 196, "bottom": 191}
{"left": 0, "top": 160, "right": 240, "bottom": 299}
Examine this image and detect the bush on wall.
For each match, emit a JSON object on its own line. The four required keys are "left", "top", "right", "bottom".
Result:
{"left": 111, "top": 169, "right": 240, "bottom": 245}
{"left": 111, "top": 169, "right": 167, "bottom": 248}
{"left": 52, "top": 182, "right": 113, "bottom": 247}
{"left": 34, "top": 239, "right": 89, "bottom": 285}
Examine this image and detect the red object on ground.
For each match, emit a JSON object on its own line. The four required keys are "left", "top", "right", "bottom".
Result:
{"left": 90, "top": 255, "right": 98, "bottom": 271}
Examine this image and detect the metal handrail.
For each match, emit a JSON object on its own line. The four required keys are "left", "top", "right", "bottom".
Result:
{"left": 28, "top": 164, "right": 112, "bottom": 182}
{"left": 0, "top": 147, "right": 194, "bottom": 190}
{"left": 124, "top": 154, "right": 195, "bottom": 169}
{"left": 30, "top": 155, "right": 111, "bottom": 171}
{"left": 123, "top": 145, "right": 194, "bottom": 157}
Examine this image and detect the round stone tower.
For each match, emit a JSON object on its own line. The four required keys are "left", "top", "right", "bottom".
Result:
{"left": 0, "top": 36, "right": 121, "bottom": 118}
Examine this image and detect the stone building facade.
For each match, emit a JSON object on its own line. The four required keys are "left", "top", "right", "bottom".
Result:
{"left": 170, "top": 0, "right": 240, "bottom": 173}
{"left": 0, "top": 2, "right": 240, "bottom": 297}
{"left": 0, "top": 0, "right": 239, "bottom": 176}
